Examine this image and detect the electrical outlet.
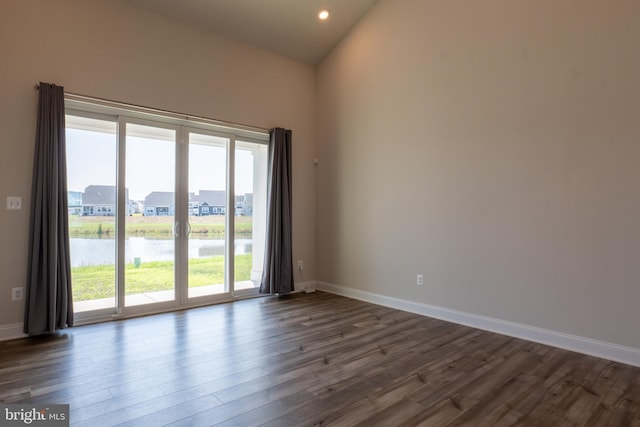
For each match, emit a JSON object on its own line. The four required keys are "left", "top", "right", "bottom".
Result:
{"left": 12, "top": 287, "right": 24, "bottom": 301}
{"left": 6, "top": 196, "right": 22, "bottom": 210}
{"left": 297, "top": 260, "right": 304, "bottom": 271}
{"left": 416, "top": 274, "right": 424, "bottom": 286}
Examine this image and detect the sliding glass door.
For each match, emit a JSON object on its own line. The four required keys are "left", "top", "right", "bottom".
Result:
{"left": 66, "top": 109, "right": 268, "bottom": 319}
{"left": 234, "top": 140, "right": 268, "bottom": 294}
{"left": 186, "top": 131, "right": 229, "bottom": 299}
{"left": 124, "top": 122, "right": 177, "bottom": 308}
{"left": 66, "top": 114, "right": 118, "bottom": 313}
{"left": 184, "top": 131, "right": 268, "bottom": 299}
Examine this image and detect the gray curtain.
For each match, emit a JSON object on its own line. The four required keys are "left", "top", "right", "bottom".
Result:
{"left": 24, "top": 82, "right": 74, "bottom": 335}
{"left": 259, "top": 128, "right": 294, "bottom": 294}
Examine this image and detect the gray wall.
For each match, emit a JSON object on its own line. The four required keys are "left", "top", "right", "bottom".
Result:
{"left": 0, "top": 0, "right": 316, "bottom": 329}
{"left": 316, "top": 0, "right": 640, "bottom": 348}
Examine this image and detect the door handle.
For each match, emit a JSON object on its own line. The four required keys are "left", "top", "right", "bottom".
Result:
{"left": 173, "top": 222, "right": 180, "bottom": 237}
{"left": 185, "top": 222, "right": 192, "bottom": 236}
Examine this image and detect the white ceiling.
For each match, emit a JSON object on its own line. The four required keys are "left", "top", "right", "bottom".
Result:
{"left": 128, "top": 0, "right": 378, "bottom": 65}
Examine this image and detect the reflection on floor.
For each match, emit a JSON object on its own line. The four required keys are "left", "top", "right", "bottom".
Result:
{"left": 73, "top": 280, "right": 258, "bottom": 312}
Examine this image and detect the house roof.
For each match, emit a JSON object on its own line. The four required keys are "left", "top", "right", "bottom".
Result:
{"left": 144, "top": 191, "right": 174, "bottom": 206}
{"left": 83, "top": 185, "right": 117, "bottom": 205}
{"left": 199, "top": 190, "right": 226, "bottom": 207}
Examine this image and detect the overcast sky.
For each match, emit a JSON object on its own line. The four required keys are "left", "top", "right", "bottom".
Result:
{"left": 66, "top": 128, "right": 255, "bottom": 201}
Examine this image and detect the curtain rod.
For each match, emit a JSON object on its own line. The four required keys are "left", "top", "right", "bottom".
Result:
{"left": 34, "top": 83, "right": 270, "bottom": 135}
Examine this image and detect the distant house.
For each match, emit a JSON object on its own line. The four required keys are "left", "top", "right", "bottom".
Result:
{"left": 128, "top": 199, "right": 143, "bottom": 215}
{"left": 236, "top": 193, "right": 253, "bottom": 216}
{"left": 194, "top": 191, "right": 253, "bottom": 216}
{"left": 188, "top": 193, "right": 199, "bottom": 216}
{"left": 144, "top": 192, "right": 175, "bottom": 216}
{"left": 82, "top": 185, "right": 128, "bottom": 216}
{"left": 244, "top": 193, "right": 253, "bottom": 216}
{"left": 198, "top": 190, "right": 226, "bottom": 216}
{"left": 68, "top": 191, "right": 83, "bottom": 215}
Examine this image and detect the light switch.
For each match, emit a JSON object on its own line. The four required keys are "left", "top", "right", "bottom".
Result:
{"left": 6, "top": 196, "right": 22, "bottom": 210}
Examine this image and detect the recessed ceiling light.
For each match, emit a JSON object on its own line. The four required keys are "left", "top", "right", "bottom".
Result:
{"left": 318, "top": 10, "right": 329, "bottom": 20}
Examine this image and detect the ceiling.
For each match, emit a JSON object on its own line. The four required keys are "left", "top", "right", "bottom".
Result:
{"left": 128, "top": 0, "right": 378, "bottom": 65}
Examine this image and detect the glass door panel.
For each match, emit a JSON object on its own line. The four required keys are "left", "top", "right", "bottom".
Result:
{"left": 67, "top": 106, "right": 270, "bottom": 319}
{"left": 187, "top": 132, "right": 229, "bottom": 298}
{"left": 66, "top": 115, "right": 117, "bottom": 313}
{"left": 124, "top": 123, "right": 177, "bottom": 307}
{"left": 234, "top": 140, "right": 268, "bottom": 293}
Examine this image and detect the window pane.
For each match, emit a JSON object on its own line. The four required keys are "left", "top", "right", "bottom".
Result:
{"left": 125, "top": 123, "right": 176, "bottom": 306}
{"left": 235, "top": 140, "right": 267, "bottom": 292}
{"left": 187, "top": 132, "right": 228, "bottom": 298}
{"left": 66, "top": 115, "right": 117, "bottom": 313}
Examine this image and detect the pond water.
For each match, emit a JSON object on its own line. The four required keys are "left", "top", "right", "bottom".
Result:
{"left": 69, "top": 237, "right": 252, "bottom": 267}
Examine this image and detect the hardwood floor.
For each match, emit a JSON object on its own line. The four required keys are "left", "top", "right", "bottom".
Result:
{"left": 1, "top": 291, "right": 640, "bottom": 426}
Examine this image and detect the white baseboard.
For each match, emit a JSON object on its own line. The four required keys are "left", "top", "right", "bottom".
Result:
{"left": 0, "top": 323, "right": 27, "bottom": 342}
{"left": 316, "top": 281, "right": 640, "bottom": 368}
{"left": 295, "top": 281, "right": 317, "bottom": 293}
{"left": 7, "top": 282, "right": 637, "bottom": 367}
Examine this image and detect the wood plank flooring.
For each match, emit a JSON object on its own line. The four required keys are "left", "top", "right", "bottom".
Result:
{"left": 1, "top": 291, "right": 640, "bottom": 426}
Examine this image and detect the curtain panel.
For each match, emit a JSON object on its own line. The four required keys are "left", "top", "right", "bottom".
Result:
{"left": 259, "top": 128, "right": 294, "bottom": 294}
{"left": 24, "top": 82, "right": 74, "bottom": 335}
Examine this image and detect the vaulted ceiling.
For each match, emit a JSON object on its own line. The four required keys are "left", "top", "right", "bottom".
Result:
{"left": 128, "top": 0, "right": 378, "bottom": 65}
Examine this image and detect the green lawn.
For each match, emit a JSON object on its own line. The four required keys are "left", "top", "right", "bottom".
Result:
{"left": 68, "top": 215, "right": 253, "bottom": 238}
{"left": 71, "top": 254, "right": 252, "bottom": 301}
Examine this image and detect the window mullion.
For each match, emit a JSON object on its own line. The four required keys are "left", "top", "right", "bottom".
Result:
{"left": 176, "top": 126, "right": 188, "bottom": 305}
{"left": 116, "top": 116, "right": 127, "bottom": 314}
{"left": 226, "top": 137, "right": 236, "bottom": 294}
